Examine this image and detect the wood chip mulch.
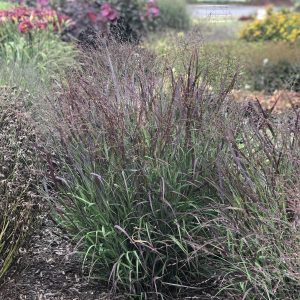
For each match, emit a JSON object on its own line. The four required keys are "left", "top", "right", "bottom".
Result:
{"left": 0, "top": 217, "right": 114, "bottom": 300}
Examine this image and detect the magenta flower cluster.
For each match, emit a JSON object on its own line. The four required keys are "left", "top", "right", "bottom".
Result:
{"left": 86, "top": 2, "right": 118, "bottom": 23}
{"left": 145, "top": 0, "right": 159, "bottom": 17}
{"left": 86, "top": 1, "right": 160, "bottom": 24}
{"left": 0, "top": 6, "right": 70, "bottom": 33}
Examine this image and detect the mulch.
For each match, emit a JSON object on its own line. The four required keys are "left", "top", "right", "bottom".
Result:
{"left": 0, "top": 216, "right": 112, "bottom": 300}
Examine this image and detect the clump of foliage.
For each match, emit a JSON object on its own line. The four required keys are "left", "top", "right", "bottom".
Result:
{"left": 231, "top": 41, "right": 300, "bottom": 92}
{"left": 146, "top": 29, "right": 238, "bottom": 90}
{"left": 0, "top": 87, "right": 43, "bottom": 281}
{"left": 241, "top": 8, "right": 300, "bottom": 42}
{"left": 0, "top": 5, "right": 76, "bottom": 82}
{"left": 0, "top": 31, "right": 76, "bottom": 77}
{"left": 246, "top": 56, "right": 300, "bottom": 92}
{"left": 51, "top": 0, "right": 160, "bottom": 42}
{"left": 46, "top": 39, "right": 300, "bottom": 299}
{"left": 216, "top": 40, "right": 300, "bottom": 92}
{"left": 0, "top": 1, "right": 14, "bottom": 10}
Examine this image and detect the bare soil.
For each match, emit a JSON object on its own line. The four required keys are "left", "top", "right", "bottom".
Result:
{"left": 233, "top": 90, "right": 300, "bottom": 112}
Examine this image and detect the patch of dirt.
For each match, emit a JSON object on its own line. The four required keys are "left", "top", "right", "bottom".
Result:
{"left": 232, "top": 90, "right": 300, "bottom": 113}
{"left": 0, "top": 216, "right": 112, "bottom": 300}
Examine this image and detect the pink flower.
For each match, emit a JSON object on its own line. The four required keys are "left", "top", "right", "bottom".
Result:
{"left": 145, "top": 0, "right": 160, "bottom": 17}
{"left": 35, "top": 20, "right": 48, "bottom": 29}
{"left": 36, "top": 0, "right": 49, "bottom": 7}
{"left": 107, "top": 9, "right": 118, "bottom": 21}
{"left": 100, "top": 2, "right": 118, "bottom": 21}
{"left": 1, "top": 6, "right": 71, "bottom": 33}
{"left": 58, "top": 14, "right": 69, "bottom": 25}
{"left": 100, "top": 3, "right": 111, "bottom": 18}
{"left": 87, "top": 11, "right": 97, "bottom": 23}
{"left": 0, "top": 11, "right": 8, "bottom": 18}
{"left": 17, "top": 19, "right": 33, "bottom": 33}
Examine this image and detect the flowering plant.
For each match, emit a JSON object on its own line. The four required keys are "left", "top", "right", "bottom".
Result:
{"left": 0, "top": 2, "right": 76, "bottom": 78}
{"left": 0, "top": 5, "right": 71, "bottom": 34}
{"left": 85, "top": 0, "right": 160, "bottom": 40}
{"left": 54, "top": 0, "right": 160, "bottom": 42}
{"left": 241, "top": 8, "right": 300, "bottom": 42}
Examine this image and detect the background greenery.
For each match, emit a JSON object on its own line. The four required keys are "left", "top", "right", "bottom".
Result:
{"left": 0, "top": 0, "right": 14, "bottom": 9}
{"left": 156, "top": 0, "right": 190, "bottom": 30}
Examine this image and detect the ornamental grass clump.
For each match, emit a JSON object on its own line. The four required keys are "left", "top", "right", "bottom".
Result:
{"left": 47, "top": 38, "right": 300, "bottom": 299}
{"left": 0, "top": 87, "right": 43, "bottom": 281}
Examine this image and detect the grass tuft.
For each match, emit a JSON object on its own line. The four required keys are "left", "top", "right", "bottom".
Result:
{"left": 45, "top": 38, "right": 300, "bottom": 298}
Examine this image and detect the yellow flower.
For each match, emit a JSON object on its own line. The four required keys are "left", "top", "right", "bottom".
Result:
{"left": 177, "top": 32, "right": 184, "bottom": 38}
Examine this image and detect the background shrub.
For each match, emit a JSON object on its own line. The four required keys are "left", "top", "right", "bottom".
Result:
{"left": 156, "top": 0, "right": 190, "bottom": 30}
{"left": 166, "top": 38, "right": 300, "bottom": 93}
{"left": 0, "top": 87, "right": 43, "bottom": 281}
{"left": 50, "top": 0, "right": 160, "bottom": 42}
{"left": 240, "top": 8, "right": 300, "bottom": 42}
{"left": 236, "top": 41, "right": 300, "bottom": 92}
{"left": 247, "top": 58, "right": 300, "bottom": 92}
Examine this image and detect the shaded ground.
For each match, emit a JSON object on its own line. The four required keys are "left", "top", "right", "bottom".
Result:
{"left": 0, "top": 216, "right": 111, "bottom": 300}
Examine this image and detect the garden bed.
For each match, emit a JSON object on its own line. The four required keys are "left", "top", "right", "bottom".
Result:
{"left": 0, "top": 0, "right": 299, "bottom": 299}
